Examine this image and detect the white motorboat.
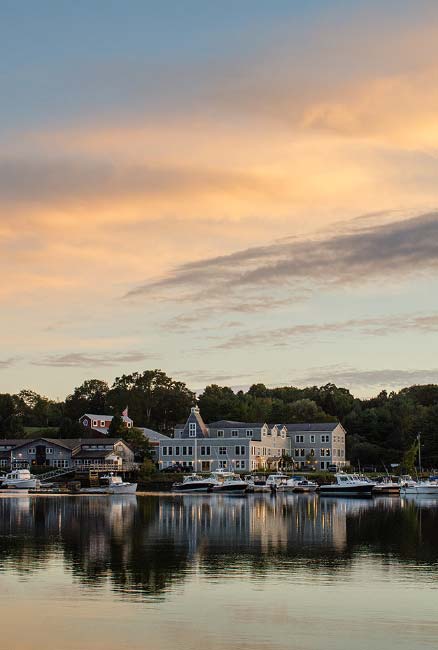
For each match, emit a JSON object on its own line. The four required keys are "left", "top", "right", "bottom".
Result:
{"left": 319, "top": 473, "right": 374, "bottom": 497}
{"left": 373, "top": 477, "right": 400, "bottom": 495}
{"left": 172, "top": 473, "right": 220, "bottom": 492}
{"left": 399, "top": 479, "right": 438, "bottom": 495}
{"left": 211, "top": 471, "right": 248, "bottom": 494}
{"left": 101, "top": 474, "right": 137, "bottom": 494}
{"left": 0, "top": 469, "right": 40, "bottom": 490}
{"left": 244, "top": 475, "right": 270, "bottom": 493}
{"left": 286, "top": 475, "right": 318, "bottom": 493}
{"left": 266, "top": 473, "right": 290, "bottom": 492}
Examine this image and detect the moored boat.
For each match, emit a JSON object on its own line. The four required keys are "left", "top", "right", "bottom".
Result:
{"left": 287, "top": 475, "right": 318, "bottom": 493}
{"left": 102, "top": 474, "right": 137, "bottom": 494}
{"left": 266, "top": 473, "right": 290, "bottom": 492}
{"left": 245, "top": 475, "right": 270, "bottom": 493}
{"left": 211, "top": 472, "right": 248, "bottom": 494}
{"left": 172, "top": 473, "right": 219, "bottom": 492}
{"left": 373, "top": 477, "right": 400, "bottom": 495}
{"left": 319, "top": 473, "right": 374, "bottom": 497}
{"left": 399, "top": 479, "right": 438, "bottom": 496}
{"left": 0, "top": 469, "right": 40, "bottom": 490}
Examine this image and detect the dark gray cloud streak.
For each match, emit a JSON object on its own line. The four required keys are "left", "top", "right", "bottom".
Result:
{"left": 214, "top": 313, "right": 438, "bottom": 350}
{"left": 295, "top": 367, "right": 438, "bottom": 389}
{"left": 33, "top": 351, "right": 155, "bottom": 368}
{"left": 127, "top": 212, "right": 438, "bottom": 300}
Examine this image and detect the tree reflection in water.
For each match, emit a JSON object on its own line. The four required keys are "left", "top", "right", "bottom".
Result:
{"left": 0, "top": 494, "right": 437, "bottom": 599}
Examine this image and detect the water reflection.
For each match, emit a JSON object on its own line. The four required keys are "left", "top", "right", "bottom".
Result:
{"left": 0, "top": 494, "right": 437, "bottom": 598}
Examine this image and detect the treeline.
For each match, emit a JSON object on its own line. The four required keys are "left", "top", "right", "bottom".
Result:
{"left": 0, "top": 370, "right": 438, "bottom": 466}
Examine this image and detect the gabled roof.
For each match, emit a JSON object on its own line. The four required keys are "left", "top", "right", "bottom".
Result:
{"left": 72, "top": 449, "right": 117, "bottom": 459}
{"left": 7, "top": 437, "right": 129, "bottom": 451}
{"left": 209, "top": 420, "right": 266, "bottom": 428}
{"left": 138, "top": 428, "right": 170, "bottom": 442}
{"left": 284, "top": 422, "right": 340, "bottom": 432}
{"left": 0, "top": 440, "right": 26, "bottom": 447}
{"left": 80, "top": 413, "right": 133, "bottom": 423}
{"left": 181, "top": 407, "right": 209, "bottom": 438}
{"left": 12, "top": 437, "right": 79, "bottom": 451}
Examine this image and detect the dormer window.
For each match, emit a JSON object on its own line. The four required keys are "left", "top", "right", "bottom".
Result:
{"left": 189, "top": 423, "right": 197, "bottom": 437}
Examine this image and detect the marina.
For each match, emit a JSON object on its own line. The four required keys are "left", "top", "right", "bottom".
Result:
{"left": 0, "top": 492, "right": 437, "bottom": 650}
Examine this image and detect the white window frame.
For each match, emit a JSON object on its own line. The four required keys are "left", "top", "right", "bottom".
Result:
{"left": 189, "top": 423, "right": 197, "bottom": 437}
{"left": 28, "top": 448, "right": 36, "bottom": 454}
{"left": 295, "top": 435, "right": 304, "bottom": 443}
{"left": 219, "top": 447, "right": 227, "bottom": 456}
{"left": 92, "top": 420, "right": 98, "bottom": 427}
{"left": 231, "top": 430, "right": 239, "bottom": 437}
{"left": 46, "top": 448, "right": 53, "bottom": 454}
{"left": 217, "top": 430, "right": 224, "bottom": 437}
{"left": 246, "top": 429, "right": 253, "bottom": 437}
{"left": 310, "top": 435, "right": 315, "bottom": 443}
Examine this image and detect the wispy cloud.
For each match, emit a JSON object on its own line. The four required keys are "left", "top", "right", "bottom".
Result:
{"left": 0, "top": 156, "right": 275, "bottom": 206}
{"left": 0, "top": 358, "right": 18, "bottom": 369}
{"left": 214, "top": 312, "right": 438, "bottom": 350}
{"left": 294, "top": 365, "right": 438, "bottom": 390}
{"left": 33, "top": 351, "right": 155, "bottom": 368}
{"left": 127, "top": 212, "right": 438, "bottom": 302}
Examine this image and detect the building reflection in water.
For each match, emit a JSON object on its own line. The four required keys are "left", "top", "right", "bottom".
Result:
{"left": 0, "top": 494, "right": 437, "bottom": 598}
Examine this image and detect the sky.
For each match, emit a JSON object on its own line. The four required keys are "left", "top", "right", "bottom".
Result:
{"left": 1, "top": 0, "right": 438, "bottom": 399}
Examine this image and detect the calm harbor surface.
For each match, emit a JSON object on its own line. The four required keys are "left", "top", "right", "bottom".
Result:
{"left": 0, "top": 493, "right": 437, "bottom": 650}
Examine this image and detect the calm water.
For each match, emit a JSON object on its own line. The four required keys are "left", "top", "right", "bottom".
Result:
{"left": 0, "top": 493, "right": 437, "bottom": 650}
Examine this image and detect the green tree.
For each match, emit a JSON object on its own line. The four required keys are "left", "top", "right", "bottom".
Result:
{"left": 107, "top": 370, "right": 194, "bottom": 433}
{"left": 64, "top": 379, "right": 109, "bottom": 420}
{"left": 108, "top": 413, "right": 125, "bottom": 436}
{"left": 286, "top": 398, "right": 330, "bottom": 422}
{"left": 402, "top": 438, "right": 420, "bottom": 473}
{"left": 123, "top": 427, "right": 154, "bottom": 462}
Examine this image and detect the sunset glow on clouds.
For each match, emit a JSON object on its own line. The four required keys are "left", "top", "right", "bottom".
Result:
{"left": 1, "top": 1, "right": 438, "bottom": 397}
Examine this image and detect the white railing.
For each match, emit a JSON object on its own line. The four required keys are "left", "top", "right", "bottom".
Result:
{"left": 74, "top": 462, "right": 139, "bottom": 472}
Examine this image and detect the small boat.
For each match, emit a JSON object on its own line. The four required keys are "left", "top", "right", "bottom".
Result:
{"left": 319, "top": 473, "right": 374, "bottom": 497}
{"left": 373, "top": 477, "right": 400, "bottom": 495}
{"left": 287, "top": 475, "right": 318, "bottom": 493}
{"left": 266, "top": 473, "right": 290, "bottom": 492}
{"left": 211, "top": 472, "right": 248, "bottom": 494}
{"left": 399, "top": 479, "right": 438, "bottom": 495}
{"left": 102, "top": 474, "right": 137, "bottom": 494}
{"left": 82, "top": 473, "right": 137, "bottom": 494}
{"left": 172, "top": 473, "right": 219, "bottom": 492}
{"left": 245, "top": 475, "right": 270, "bottom": 493}
{"left": 0, "top": 469, "right": 40, "bottom": 490}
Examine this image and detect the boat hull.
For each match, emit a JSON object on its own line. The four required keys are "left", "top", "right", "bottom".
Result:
{"left": 319, "top": 484, "right": 373, "bottom": 497}
{"left": 172, "top": 481, "right": 217, "bottom": 492}
{"left": 107, "top": 483, "right": 137, "bottom": 494}
{"left": 1, "top": 479, "right": 39, "bottom": 489}
{"left": 373, "top": 486, "right": 400, "bottom": 495}
{"left": 293, "top": 485, "right": 318, "bottom": 493}
{"left": 211, "top": 483, "right": 248, "bottom": 493}
{"left": 401, "top": 486, "right": 438, "bottom": 495}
